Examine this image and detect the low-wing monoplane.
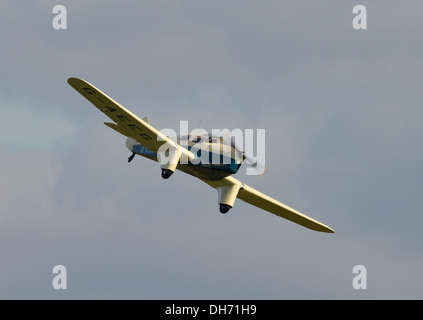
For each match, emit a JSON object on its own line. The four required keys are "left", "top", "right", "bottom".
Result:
{"left": 68, "top": 77, "right": 334, "bottom": 233}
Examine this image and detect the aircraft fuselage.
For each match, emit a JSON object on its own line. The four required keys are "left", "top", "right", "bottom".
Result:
{"left": 126, "top": 136, "right": 243, "bottom": 181}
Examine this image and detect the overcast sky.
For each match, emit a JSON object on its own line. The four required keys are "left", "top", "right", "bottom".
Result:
{"left": 1, "top": 1, "right": 423, "bottom": 299}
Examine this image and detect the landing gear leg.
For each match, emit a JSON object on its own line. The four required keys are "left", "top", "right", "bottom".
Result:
{"left": 128, "top": 152, "right": 135, "bottom": 163}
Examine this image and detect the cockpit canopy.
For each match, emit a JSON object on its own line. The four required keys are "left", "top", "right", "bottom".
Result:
{"left": 179, "top": 134, "right": 223, "bottom": 144}
{"left": 178, "top": 133, "right": 244, "bottom": 165}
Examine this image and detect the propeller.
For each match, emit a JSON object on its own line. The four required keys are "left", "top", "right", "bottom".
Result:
{"left": 222, "top": 133, "right": 266, "bottom": 176}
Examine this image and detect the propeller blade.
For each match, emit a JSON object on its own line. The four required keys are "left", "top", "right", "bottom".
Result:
{"left": 221, "top": 132, "right": 266, "bottom": 176}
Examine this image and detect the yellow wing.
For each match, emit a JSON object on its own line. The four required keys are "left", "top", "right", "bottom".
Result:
{"left": 68, "top": 77, "right": 194, "bottom": 161}
{"left": 204, "top": 176, "right": 335, "bottom": 233}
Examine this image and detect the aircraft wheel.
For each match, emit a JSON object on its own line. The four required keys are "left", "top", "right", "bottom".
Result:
{"left": 161, "top": 169, "right": 173, "bottom": 179}
{"left": 219, "top": 204, "right": 232, "bottom": 214}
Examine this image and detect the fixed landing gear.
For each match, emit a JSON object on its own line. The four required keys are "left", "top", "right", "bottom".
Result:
{"left": 219, "top": 204, "right": 232, "bottom": 214}
{"left": 161, "top": 169, "right": 174, "bottom": 179}
{"left": 128, "top": 152, "right": 135, "bottom": 163}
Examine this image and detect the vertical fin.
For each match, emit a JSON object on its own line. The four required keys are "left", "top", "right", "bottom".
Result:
{"left": 142, "top": 117, "right": 150, "bottom": 124}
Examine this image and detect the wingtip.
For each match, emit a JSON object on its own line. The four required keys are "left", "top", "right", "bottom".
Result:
{"left": 323, "top": 226, "right": 335, "bottom": 234}
{"left": 313, "top": 223, "right": 335, "bottom": 234}
{"left": 67, "top": 77, "right": 77, "bottom": 86}
{"left": 67, "top": 77, "right": 86, "bottom": 86}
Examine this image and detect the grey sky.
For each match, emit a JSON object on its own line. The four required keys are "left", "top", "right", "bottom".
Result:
{"left": 1, "top": 1, "right": 423, "bottom": 299}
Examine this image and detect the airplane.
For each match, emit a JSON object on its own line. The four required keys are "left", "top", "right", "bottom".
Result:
{"left": 68, "top": 77, "right": 334, "bottom": 233}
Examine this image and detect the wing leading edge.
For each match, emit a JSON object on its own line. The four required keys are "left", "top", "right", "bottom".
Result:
{"left": 204, "top": 176, "right": 334, "bottom": 233}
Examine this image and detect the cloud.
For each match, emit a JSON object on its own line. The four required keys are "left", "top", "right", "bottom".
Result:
{"left": 1, "top": 1, "right": 423, "bottom": 299}
{"left": 0, "top": 101, "right": 76, "bottom": 151}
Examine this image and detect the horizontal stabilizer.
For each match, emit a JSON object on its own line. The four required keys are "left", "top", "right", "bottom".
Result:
{"left": 104, "top": 122, "right": 129, "bottom": 137}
